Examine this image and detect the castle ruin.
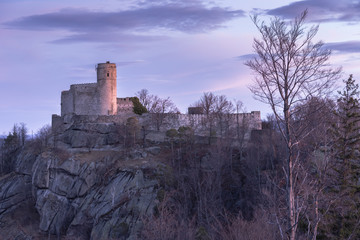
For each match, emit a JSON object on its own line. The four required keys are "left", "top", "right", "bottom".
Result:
{"left": 60, "top": 61, "right": 133, "bottom": 116}
{"left": 52, "top": 62, "right": 261, "bottom": 147}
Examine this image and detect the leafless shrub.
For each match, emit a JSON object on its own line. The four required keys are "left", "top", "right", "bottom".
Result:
{"left": 209, "top": 211, "right": 278, "bottom": 240}
{"left": 141, "top": 194, "right": 196, "bottom": 240}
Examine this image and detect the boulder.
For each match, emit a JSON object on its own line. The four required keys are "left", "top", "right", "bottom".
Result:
{"left": 14, "top": 149, "right": 38, "bottom": 175}
{"left": 0, "top": 172, "right": 32, "bottom": 217}
{"left": 36, "top": 190, "right": 75, "bottom": 234}
{"left": 145, "top": 146, "right": 161, "bottom": 155}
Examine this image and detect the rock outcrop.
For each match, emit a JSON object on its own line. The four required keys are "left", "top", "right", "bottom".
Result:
{"left": 0, "top": 172, "right": 32, "bottom": 217}
{"left": 0, "top": 145, "right": 161, "bottom": 239}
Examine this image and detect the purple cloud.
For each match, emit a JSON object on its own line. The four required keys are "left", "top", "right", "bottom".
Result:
{"left": 236, "top": 54, "right": 257, "bottom": 61}
{"left": 325, "top": 41, "right": 360, "bottom": 53}
{"left": 266, "top": 0, "right": 360, "bottom": 23}
{"left": 4, "top": 4, "right": 245, "bottom": 42}
{"left": 51, "top": 32, "right": 167, "bottom": 44}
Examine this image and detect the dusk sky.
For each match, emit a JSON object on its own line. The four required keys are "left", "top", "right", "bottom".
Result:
{"left": 1, "top": 0, "right": 360, "bottom": 135}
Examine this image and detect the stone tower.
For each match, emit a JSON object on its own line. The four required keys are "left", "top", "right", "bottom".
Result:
{"left": 97, "top": 61, "right": 117, "bottom": 115}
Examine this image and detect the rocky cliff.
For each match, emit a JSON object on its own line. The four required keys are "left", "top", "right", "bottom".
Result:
{"left": 0, "top": 146, "right": 163, "bottom": 239}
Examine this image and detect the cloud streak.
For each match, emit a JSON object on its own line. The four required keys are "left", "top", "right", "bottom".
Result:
{"left": 235, "top": 54, "right": 257, "bottom": 61}
{"left": 325, "top": 41, "right": 360, "bottom": 53}
{"left": 51, "top": 32, "right": 167, "bottom": 44}
{"left": 266, "top": 0, "right": 360, "bottom": 23}
{"left": 3, "top": 4, "right": 245, "bottom": 43}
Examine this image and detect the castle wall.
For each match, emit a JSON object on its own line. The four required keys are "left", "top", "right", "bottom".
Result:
{"left": 167, "top": 111, "right": 261, "bottom": 131}
{"left": 52, "top": 110, "right": 261, "bottom": 148}
{"left": 61, "top": 90, "right": 73, "bottom": 117}
{"left": 61, "top": 83, "right": 99, "bottom": 116}
{"left": 71, "top": 83, "right": 98, "bottom": 115}
{"left": 117, "top": 97, "right": 134, "bottom": 114}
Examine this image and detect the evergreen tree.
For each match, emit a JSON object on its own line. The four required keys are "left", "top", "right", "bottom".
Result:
{"left": 333, "top": 75, "right": 360, "bottom": 185}
{"left": 131, "top": 97, "right": 148, "bottom": 115}
{"left": 325, "top": 75, "right": 360, "bottom": 239}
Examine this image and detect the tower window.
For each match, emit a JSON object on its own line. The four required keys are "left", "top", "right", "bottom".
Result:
{"left": 107, "top": 73, "right": 109, "bottom": 77}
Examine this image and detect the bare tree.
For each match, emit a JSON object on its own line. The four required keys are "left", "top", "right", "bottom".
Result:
{"left": 34, "top": 124, "right": 52, "bottom": 152}
{"left": 214, "top": 95, "right": 234, "bottom": 137}
{"left": 193, "top": 92, "right": 218, "bottom": 143}
{"left": 197, "top": 92, "right": 217, "bottom": 115}
{"left": 233, "top": 99, "right": 248, "bottom": 160}
{"left": 19, "top": 122, "right": 27, "bottom": 146}
{"left": 136, "top": 89, "right": 153, "bottom": 111}
{"left": 150, "top": 96, "right": 179, "bottom": 131}
{"left": 136, "top": 89, "right": 179, "bottom": 131}
{"left": 245, "top": 10, "right": 341, "bottom": 240}
{"left": 193, "top": 93, "right": 238, "bottom": 142}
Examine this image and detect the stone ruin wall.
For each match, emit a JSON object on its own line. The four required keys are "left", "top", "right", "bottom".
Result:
{"left": 61, "top": 83, "right": 99, "bottom": 116}
{"left": 53, "top": 111, "right": 261, "bottom": 141}
{"left": 150, "top": 111, "right": 261, "bottom": 138}
{"left": 59, "top": 92, "right": 134, "bottom": 121}
{"left": 172, "top": 111, "right": 261, "bottom": 131}
{"left": 51, "top": 110, "right": 261, "bottom": 148}
{"left": 117, "top": 98, "right": 134, "bottom": 114}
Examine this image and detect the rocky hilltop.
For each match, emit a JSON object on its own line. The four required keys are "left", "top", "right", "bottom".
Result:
{"left": 0, "top": 106, "right": 263, "bottom": 239}
{"left": 0, "top": 142, "right": 164, "bottom": 239}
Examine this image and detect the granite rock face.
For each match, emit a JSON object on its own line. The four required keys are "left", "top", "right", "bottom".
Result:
{"left": 0, "top": 148, "right": 38, "bottom": 220}
{"left": 0, "top": 144, "right": 160, "bottom": 239}
{"left": 0, "top": 172, "right": 32, "bottom": 217}
{"left": 30, "top": 150, "right": 159, "bottom": 239}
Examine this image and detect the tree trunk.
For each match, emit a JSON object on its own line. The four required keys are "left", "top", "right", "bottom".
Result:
{"left": 312, "top": 196, "right": 319, "bottom": 240}
{"left": 289, "top": 156, "right": 296, "bottom": 240}
{"left": 285, "top": 101, "right": 297, "bottom": 240}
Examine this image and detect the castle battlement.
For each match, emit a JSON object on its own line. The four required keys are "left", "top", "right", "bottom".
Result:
{"left": 70, "top": 83, "right": 97, "bottom": 87}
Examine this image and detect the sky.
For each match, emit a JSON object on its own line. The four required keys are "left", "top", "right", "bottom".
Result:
{"left": 0, "top": 0, "right": 360, "bottom": 135}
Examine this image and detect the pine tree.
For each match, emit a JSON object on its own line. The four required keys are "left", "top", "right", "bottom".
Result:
{"left": 131, "top": 97, "right": 147, "bottom": 115}
{"left": 333, "top": 75, "right": 360, "bottom": 185}
{"left": 326, "top": 75, "right": 360, "bottom": 239}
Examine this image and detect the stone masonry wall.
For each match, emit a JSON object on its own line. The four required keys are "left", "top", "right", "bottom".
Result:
{"left": 61, "top": 83, "right": 98, "bottom": 116}
{"left": 52, "top": 111, "right": 261, "bottom": 148}
{"left": 117, "top": 98, "right": 134, "bottom": 114}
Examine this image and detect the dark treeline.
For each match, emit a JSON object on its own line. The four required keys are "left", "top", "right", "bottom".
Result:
{"left": 0, "top": 124, "right": 51, "bottom": 175}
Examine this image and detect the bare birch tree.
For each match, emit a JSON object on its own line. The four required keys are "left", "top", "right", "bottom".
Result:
{"left": 245, "top": 10, "right": 341, "bottom": 240}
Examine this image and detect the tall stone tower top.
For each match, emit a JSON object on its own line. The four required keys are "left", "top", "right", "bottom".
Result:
{"left": 96, "top": 61, "right": 116, "bottom": 79}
